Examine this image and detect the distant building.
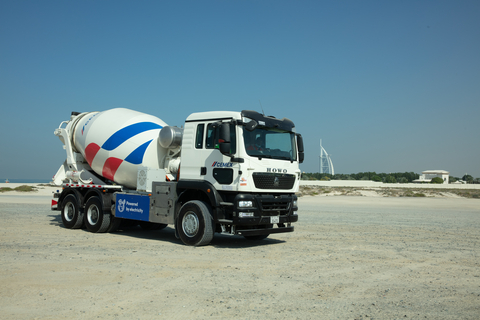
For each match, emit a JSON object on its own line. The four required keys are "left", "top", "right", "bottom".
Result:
{"left": 413, "top": 170, "right": 449, "bottom": 184}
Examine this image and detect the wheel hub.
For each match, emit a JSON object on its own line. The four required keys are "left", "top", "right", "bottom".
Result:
{"left": 88, "top": 205, "right": 99, "bottom": 225}
{"left": 65, "top": 203, "right": 74, "bottom": 222}
{"left": 182, "top": 212, "right": 199, "bottom": 237}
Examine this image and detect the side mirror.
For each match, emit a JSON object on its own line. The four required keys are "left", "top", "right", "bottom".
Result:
{"left": 296, "top": 134, "right": 304, "bottom": 153}
{"left": 298, "top": 152, "right": 304, "bottom": 163}
{"left": 219, "top": 123, "right": 231, "bottom": 156}
{"left": 296, "top": 134, "right": 304, "bottom": 163}
{"left": 245, "top": 120, "right": 258, "bottom": 131}
{"left": 219, "top": 142, "right": 231, "bottom": 155}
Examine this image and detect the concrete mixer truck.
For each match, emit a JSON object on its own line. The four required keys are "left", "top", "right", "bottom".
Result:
{"left": 51, "top": 108, "right": 304, "bottom": 246}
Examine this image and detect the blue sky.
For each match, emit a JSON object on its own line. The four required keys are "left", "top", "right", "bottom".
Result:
{"left": 1, "top": 0, "right": 479, "bottom": 180}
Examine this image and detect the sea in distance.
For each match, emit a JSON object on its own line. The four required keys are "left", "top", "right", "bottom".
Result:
{"left": 2, "top": 178, "right": 52, "bottom": 184}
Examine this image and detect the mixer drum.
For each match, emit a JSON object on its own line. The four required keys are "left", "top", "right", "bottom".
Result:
{"left": 72, "top": 108, "right": 169, "bottom": 189}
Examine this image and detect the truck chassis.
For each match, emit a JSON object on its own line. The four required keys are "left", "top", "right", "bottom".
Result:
{"left": 52, "top": 181, "right": 298, "bottom": 246}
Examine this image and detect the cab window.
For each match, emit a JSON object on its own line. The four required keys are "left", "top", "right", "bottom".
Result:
{"left": 205, "top": 122, "right": 236, "bottom": 153}
{"left": 195, "top": 124, "right": 204, "bottom": 149}
{"left": 205, "top": 123, "right": 216, "bottom": 149}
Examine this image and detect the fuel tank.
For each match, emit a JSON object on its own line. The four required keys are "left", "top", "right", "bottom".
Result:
{"left": 71, "top": 108, "right": 169, "bottom": 189}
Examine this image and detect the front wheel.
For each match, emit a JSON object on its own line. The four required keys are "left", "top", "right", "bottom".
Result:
{"left": 61, "top": 194, "right": 84, "bottom": 229}
{"left": 176, "top": 200, "right": 214, "bottom": 246}
{"left": 84, "top": 196, "right": 111, "bottom": 233}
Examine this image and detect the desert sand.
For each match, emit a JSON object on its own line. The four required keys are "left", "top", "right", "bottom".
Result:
{"left": 1, "top": 184, "right": 479, "bottom": 319}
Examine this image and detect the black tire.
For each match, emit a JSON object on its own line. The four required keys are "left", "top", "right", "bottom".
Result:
{"left": 107, "top": 217, "right": 123, "bottom": 233}
{"left": 84, "top": 196, "right": 111, "bottom": 233}
{"left": 107, "top": 204, "right": 122, "bottom": 233}
{"left": 176, "top": 200, "right": 214, "bottom": 246}
{"left": 61, "top": 194, "right": 84, "bottom": 229}
{"left": 138, "top": 221, "right": 168, "bottom": 231}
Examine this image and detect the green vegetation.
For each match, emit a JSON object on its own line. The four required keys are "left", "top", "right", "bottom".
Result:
{"left": 448, "top": 189, "right": 480, "bottom": 199}
{"left": 302, "top": 172, "right": 420, "bottom": 183}
{"left": 302, "top": 172, "right": 480, "bottom": 184}
{"left": 297, "top": 186, "right": 480, "bottom": 199}
{"left": 412, "top": 192, "right": 426, "bottom": 197}
{"left": 385, "top": 175, "right": 397, "bottom": 183}
{"left": 430, "top": 177, "right": 444, "bottom": 184}
{"left": 0, "top": 185, "right": 37, "bottom": 193}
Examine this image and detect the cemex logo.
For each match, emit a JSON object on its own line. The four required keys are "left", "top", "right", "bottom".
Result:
{"left": 212, "top": 161, "right": 233, "bottom": 168}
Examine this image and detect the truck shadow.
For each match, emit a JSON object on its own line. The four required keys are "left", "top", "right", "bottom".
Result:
{"left": 111, "top": 226, "right": 180, "bottom": 244}
{"left": 105, "top": 226, "right": 286, "bottom": 248}
{"left": 48, "top": 214, "right": 62, "bottom": 226}
{"left": 210, "top": 234, "right": 286, "bottom": 248}
{"left": 49, "top": 214, "right": 285, "bottom": 248}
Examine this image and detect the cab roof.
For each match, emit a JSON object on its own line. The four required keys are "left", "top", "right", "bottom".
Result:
{"left": 185, "top": 111, "right": 242, "bottom": 122}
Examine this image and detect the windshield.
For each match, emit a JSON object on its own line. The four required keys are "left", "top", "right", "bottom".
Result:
{"left": 244, "top": 127, "right": 297, "bottom": 161}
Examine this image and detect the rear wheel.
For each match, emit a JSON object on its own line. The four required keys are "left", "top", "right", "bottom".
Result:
{"left": 84, "top": 196, "right": 111, "bottom": 233}
{"left": 61, "top": 194, "right": 84, "bottom": 229}
{"left": 176, "top": 200, "right": 214, "bottom": 246}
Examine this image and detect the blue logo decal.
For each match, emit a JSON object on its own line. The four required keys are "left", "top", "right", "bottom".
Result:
{"left": 115, "top": 194, "right": 150, "bottom": 221}
{"left": 212, "top": 161, "right": 233, "bottom": 168}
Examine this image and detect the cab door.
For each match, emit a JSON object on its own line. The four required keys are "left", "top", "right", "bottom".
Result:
{"left": 183, "top": 121, "right": 236, "bottom": 189}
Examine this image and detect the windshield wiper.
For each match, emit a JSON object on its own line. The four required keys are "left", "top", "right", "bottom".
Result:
{"left": 251, "top": 154, "right": 272, "bottom": 159}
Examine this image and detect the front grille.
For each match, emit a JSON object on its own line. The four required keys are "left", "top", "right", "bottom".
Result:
{"left": 252, "top": 173, "right": 296, "bottom": 190}
{"left": 258, "top": 198, "right": 291, "bottom": 215}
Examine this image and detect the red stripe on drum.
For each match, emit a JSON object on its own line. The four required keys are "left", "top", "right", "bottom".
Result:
{"left": 84, "top": 143, "right": 101, "bottom": 166}
{"left": 102, "top": 157, "right": 123, "bottom": 181}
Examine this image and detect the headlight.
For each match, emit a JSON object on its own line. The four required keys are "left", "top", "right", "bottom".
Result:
{"left": 293, "top": 200, "right": 298, "bottom": 207}
{"left": 238, "top": 200, "right": 253, "bottom": 208}
{"left": 239, "top": 212, "right": 255, "bottom": 218}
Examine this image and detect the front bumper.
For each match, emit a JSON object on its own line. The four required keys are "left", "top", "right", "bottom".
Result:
{"left": 236, "top": 225, "right": 294, "bottom": 236}
{"left": 233, "top": 193, "right": 298, "bottom": 226}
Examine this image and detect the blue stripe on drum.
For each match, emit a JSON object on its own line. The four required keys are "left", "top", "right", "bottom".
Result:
{"left": 124, "top": 139, "right": 153, "bottom": 165}
{"left": 102, "top": 122, "right": 162, "bottom": 151}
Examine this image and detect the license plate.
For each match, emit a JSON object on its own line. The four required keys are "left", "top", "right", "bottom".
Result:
{"left": 270, "top": 216, "right": 280, "bottom": 224}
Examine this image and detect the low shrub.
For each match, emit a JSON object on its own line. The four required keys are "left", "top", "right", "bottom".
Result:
{"left": 413, "top": 193, "right": 426, "bottom": 197}
{"left": 430, "top": 177, "right": 444, "bottom": 184}
{"left": 0, "top": 185, "right": 37, "bottom": 193}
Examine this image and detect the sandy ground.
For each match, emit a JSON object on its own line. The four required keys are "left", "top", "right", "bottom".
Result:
{"left": 1, "top": 185, "right": 480, "bottom": 319}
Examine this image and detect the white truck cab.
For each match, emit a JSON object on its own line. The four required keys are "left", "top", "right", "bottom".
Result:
{"left": 175, "top": 110, "right": 303, "bottom": 244}
{"left": 181, "top": 110, "right": 302, "bottom": 192}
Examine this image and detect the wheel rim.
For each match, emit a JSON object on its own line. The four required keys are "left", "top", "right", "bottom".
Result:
{"left": 182, "top": 211, "right": 199, "bottom": 237}
{"left": 87, "top": 205, "right": 100, "bottom": 225}
{"left": 64, "top": 203, "right": 75, "bottom": 222}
